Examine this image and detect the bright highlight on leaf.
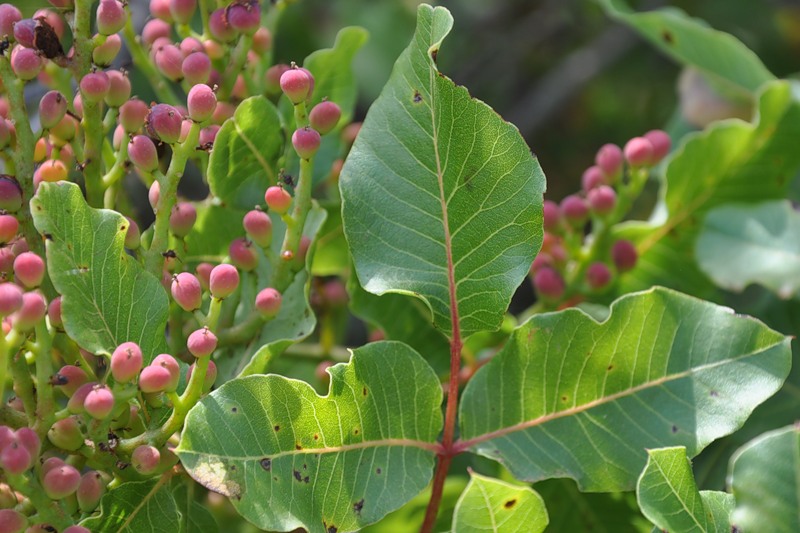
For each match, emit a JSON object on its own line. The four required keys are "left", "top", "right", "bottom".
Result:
{"left": 458, "top": 287, "right": 790, "bottom": 491}
{"left": 177, "top": 341, "right": 443, "bottom": 533}
{"left": 340, "top": 4, "right": 545, "bottom": 338}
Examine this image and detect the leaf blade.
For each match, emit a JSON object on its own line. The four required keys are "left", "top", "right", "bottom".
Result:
{"left": 452, "top": 472, "right": 548, "bottom": 533}
{"left": 80, "top": 478, "right": 178, "bottom": 533}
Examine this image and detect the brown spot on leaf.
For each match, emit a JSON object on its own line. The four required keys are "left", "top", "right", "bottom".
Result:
{"left": 362, "top": 387, "right": 367, "bottom": 397}
{"left": 413, "top": 90, "right": 422, "bottom": 104}
{"left": 504, "top": 499, "right": 517, "bottom": 509}
{"left": 274, "top": 425, "right": 280, "bottom": 431}
{"left": 296, "top": 443, "right": 303, "bottom": 450}
{"left": 353, "top": 499, "right": 364, "bottom": 515}
{"left": 260, "top": 458, "right": 271, "bottom": 471}
{"left": 662, "top": 30, "right": 674, "bottom": 44}
{"left": 376, "top": 467, "right": 382, "bottom": 475}
{"left": 431, "top": 48, "right": 438, "bottom": 63}
{"left": 231, "top": 407, "right": 237, "bottom": 413}
{"left": 293, "top": 470, "right": 302, "bottom": 482}
{"left": 353, "top": 428, "right": 359, "bottom": 435}
{"left": 607, "top": 365, "right": 613, "bottom": 371}
{"left": 672, "top": 425, "right": 678, "bottom": 433}
{"left": 710, "top": 390, "right": 718, "bottom": 397}
{"left": 313, "top": 434, "right": 319, "bottom": 440}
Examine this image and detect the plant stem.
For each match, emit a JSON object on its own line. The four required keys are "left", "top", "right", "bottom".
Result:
{"left": 32, "top": 322, "right": 55, "bottom": 438}
{"left": 218, "top": 35, "right": 253, "bottom": 101}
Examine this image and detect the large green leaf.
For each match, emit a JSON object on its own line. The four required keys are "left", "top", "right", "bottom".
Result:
{"left": 182, "top": 203, "right": 248, "bottom": 262}
{"left": 207, "top": 96, "right": 284, "bottom": 210}
{"left": 171, "top": 480, "right": 219, "bottom": 533}
{"left": 599, "top": 0, "right": 774, "bottom": 95}
{"left": 615, "top": 80, "right": 800, "bottom": 296}
{"left": 312, "top": 200, "right": 348, "bottom": 276}
{"left": 637, "top": 447, "right": 732, "bottom": 532}
{"left": 458, "top": 287, "right": 790, "bottom": 492}
{"left": 452, "top": 471, "right": 548, "bottom": 533}
{"left": 177, "top": 341, "right": 442, "bottom": 533}
{"left": 696, "top": 200, "right": 800, "bottom": 298}
{"left": 31, "top": 182, "right": 168, "bottom": 360}
{"left": 729, "top": 424, "right": 800, "bottom": 533}
{"left": 81, "top": 479, "right": 179, "bottom": 533}
{"left": 340, "top": 4, "right": 545, "bottom": 338}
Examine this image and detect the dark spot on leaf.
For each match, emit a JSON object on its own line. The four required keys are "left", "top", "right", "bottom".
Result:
{"left": 303, "top": 463, "right": 307, "bottom": 470}
{"left": 504, "top": 499, "right": 517, "bottom": 509}
{"left": 431, "top": 48, "right": 438, "bottom": 63}
{"left": 274, "top": 425, "right": 280, "bottom": 431}
{"left": 710, "top": 390, "right": 718, "bottom": 397}
{"left": 296, "top": 443, "right": 303, "bottom": 450}
{"left": 260, "top": 458, "right": 271, "bottom": 471}
{"left": 376, "top": 467, "right": 382, "bottom": 475}
{"left": 231, "top": 407, "right": 237, "bottom": 413}
{"left": 672, "top": 425, "right": 678, "bottom": 433}
{"left": 229, "top": 465, "right": 236, "bottom": 471}
{"left": 353, "top": 428, "right": 359, "bottom": 435}
{"left": 294, "top": 470, "right": 302, "bottom": 482}
{"left": 731, "top": 526, "right": 741, "bottom": 533}
{"left": 313, "top": 434, "right": 319, "bottom": 440}
{"left": 327, "top": 526, "right": 338, "bottom": 533}
{"left": 273, "top": 476, "right": 278, "bottom": 481}
{"left": 362, "top": 387, "right": 367, "bottom": 396}
{"left": 561, "top": 396, "right": 567, "bottom": 402}
{"left": 413, "top": 90, "right": 422, "bottom": 104}
{"left": 297, "top": 331, "right": 304, "bottom": 336}
{"left": 662, "top": 30, "right": 674, "bottom": 44}
{"left": 607, "top": 365, "right": 613, "bottom": 371}
{"left": 43, "top": 233, "right": 53, "bottom": 241}
{"left": 304, "top": 475, "right": 309, "bottom": 483}
{"left": 353, "top": 499, "right": 364, "bottom": 515}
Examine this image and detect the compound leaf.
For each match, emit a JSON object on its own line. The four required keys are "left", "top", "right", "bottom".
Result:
{"left": 452, "top": 472, "right": 548, "bottom": 533}
{"left": 340, "top": 4, "right": 545, "bottom": 338}
{"left": 177, "top": 341, "right": 442, "bottom": 533}
{"left": 31, "top": 182, "right": 168, "bottom": 360}
{"left": 459, "top": 287, "right": 790, "bottom": 492}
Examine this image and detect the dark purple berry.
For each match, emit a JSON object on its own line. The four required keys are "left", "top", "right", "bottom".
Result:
{"left": 586, "top": 262, "right": 612, "bottom": 290}
{"left": 12, "top": 18, "right": 35, "bottom": 48}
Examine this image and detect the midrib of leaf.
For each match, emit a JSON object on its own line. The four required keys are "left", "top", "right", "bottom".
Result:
{"left": 234, "top": 121, "right": 274, "bottom": 182}
{"left": 651, "top": 457, "right": 705, "bottom": 531}
{"left": 454, "top": 344, "right": 779, "bottom": 451}
{"left": 119, "top": 475, "right": 170, "bottom": 532}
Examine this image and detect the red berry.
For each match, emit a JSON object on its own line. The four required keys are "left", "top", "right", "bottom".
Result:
{"left": 252, "top": 27, "right": 272, "bottom": 54}
{"left": 93, "top": 33, "right": 122, "bottom": 65}
{"left": 152, "top": 353, "right": 180, "bottom": 391}
{"left": 0, "top": 177, "right": 22, "bottom": 213}
{"left": 150, "top": 0, "right": 172, "bottom": 21}
{"left": 154, "top": 43, "right": 184, "bottom": 81}
{"left": 179, "top": 36, "right": 203, "bottom": 55}
{"left": 105, "top": 70, "right": 131, "bottom": 108}
{"left": 229, "top": 237, "right": 257, "bottom": 271}
{"left": 243, "top": 209, "right": 272, "bottom": 247}
{"left": 79, "top": 71, "right": 111, "bottom": 104}
{"left": 0, "top": 214, "right": 18, "bottom": 244}
{"left": 10, "top": 45, "right": 42, "bottom": 80}
{"left": 128, "top": 135, "right": 159, "bottom": 173}
{"left": 209, "top": 263, "right": 239, "bottom": 299}
{"left": 111, "top": 341, "right": 143, "bottom": 383}
{"left": 169, "top": 0, "right": 196, "bottom": 24}
{"left": 542, "top": 200, "right": 559, "bottom": 231}
{"left": 39, "top": 90, "right": 67, "bottom": 130}
{"left": 624, "top": 136, "right": 655, "bottom": 167}
{"left": 96, "top": 0, "right": 125, "bottom": 35}
{"left": 84, "top": 385, "right": 115, "bottom": 419}
{"left": 171, "top": 272, "right": 202, "bottom": 311}
{"left": 55, "top": 365, "right": 88, "bottom": 397}
{"left": 644, "top": 129, "right": 671, "bottom": 162}
{"left": 0, "top": 5, "right": 21, "bottom": 41}
{"left": 119, "top": 98, "right": 149, "bottom": 133}
{"left": 47, "top": 295, "right": 62, "bottom": 328}
{"left": 187, "top": 327, "right": 217, "bottom": 358}
{"left": 612, "top": 240, "right": 638, "bottom": 272}
{"left": 0, "top": 509, "right": 26, "bottom": 533}
{"left": 138, "top": 364, "right": 172, "bottom": 393}
{"left": 42, "top": 464, "right": 81, "bottom": 499}
{"left": 587, "top": 185, "right": 616, "bottom": 215}
{"left": 595, "top": 143, "right": 623, "bottom": 177}
{"left": 292, "top": 127, "right": 321, "bottom": 159}
{"left": 12, "top": 18, "right": 34, "bottom": 48}
{"left": 47, "top": 416, "right": 84, "bottom": 451}
{"left": 208, "top": 8, "right": 235, "bottom": 42}
{"left": 182, "top": 51, "right": 211, "bottom": 86}
{"left": 13, "top": 252, "right": 45, "bottom": 288}
{"left": 169, "top": 202, "right": 196, "bottom": 237}
{"left": 0, "top": 440, "right": 31, "bottom": 475}
{"left": 226, "top": 1, "right": 260, "bottom": 35}
{"left": 309, "top": 101, "right": 342, "bottom": 135}
{"left": 255, "top": 287, "right": 281, "bottom": 319}
{"left": 581, "top": 165, "right": 606, "bottom": 192}
{"left": 187, "top": 83, "right": 216, "bottom": 122}
{"left": 142, "top": 19, "right": 171, "bottom": 48}
{"left": 264, "top": 185, "right": 292, "bottom": 214}
{"left": 533, "top": 267, "right": 565, "bottom": 300}
{"left": 14, "top": 427, "right": 39, "bottom": 460}
{"left": 131, "top": 445, "right": 160, "bottom": 474}
{"left": 146, "top": 103, "right": 183, "bottom": 144}
{"left": 280, "top": 67, "right": 312, "bottom": 104}
{"left": 559, "top": 194, "right": 588, "bottom": 225}
{"left": 77, "top": 471, "right": 105, "bottom": 513}
{"left": 586, "top": 262, "right": 612, "bottom": 290}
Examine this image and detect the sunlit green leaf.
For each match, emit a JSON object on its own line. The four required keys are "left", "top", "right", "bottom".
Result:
{"left": 81, "top": 479, "right": 178, "bottom": 533}
{"left": 452, "top": 472, "right": 548, "bottom": 533}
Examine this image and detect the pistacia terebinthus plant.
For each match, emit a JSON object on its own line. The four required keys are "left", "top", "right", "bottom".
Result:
{"left": 0, "top": 1, "right": 796, "bottom": 532}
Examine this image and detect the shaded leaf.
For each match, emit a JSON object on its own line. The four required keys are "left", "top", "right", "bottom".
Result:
{"left": 637, "top": 447, "right": 732, "bottom": 532}
{"left": 177, "top": 341, "right": 442, "bottom": 533}
{"left": 31, "top": 182, "right": 168, "bottom": 360}
{"left": 208, "top": 96, "right": 284, "bottom": 210}
{"left": 458, "top": 287, "right": 790, "bottom": 491}
{"left": 729, "top": 424, "right": 800, "bottom": 533}
{"left": 452, "top": 471, "right": 548, "bottom": 533}
{"left": 312, "top": 200, "right": 349, "bottom": 276}
{"left": 340, "top": 4, "right": 545, "bottom": 338}
{"left": 182, "top": 203, "right": 248, "bottom": 262}
{"left": 172, "top": 481, "right": 219, "bottom": 533}
{"left": 81, "top": 479, "right": 178, "bottom": 533}
{"left": 696, "top": 200, "right": 800, "bottom": 298}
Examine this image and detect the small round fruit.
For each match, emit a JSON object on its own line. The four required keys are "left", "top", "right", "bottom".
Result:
{"left": 280, "top": 67, "right": 312, "bottom": 104}
{"left": 187, "top": 327, "right": 217, "bottom": 358}
{"left": 0, "top": 441, "right": 31, "bottom": 474}
{"left": 292, "top": 127, "right": 321, "bottom": 159}
{"left": 533, "top": 267, "right": 565, "bottom": 300}
{"left": 309, "top": 101, "right": 341, "bottom": 135}
{"left": 124, "top": 217, "right": 141, "bottom": 250}
{"left": 208, "top": 8, "right": 235, "bottom": 42}
{"left": 119, "top": 98, "right": 149, "bottom": 133}
{"left": 559, "top": 195, "right": 588, "bottom": 225}
{"left": 226, "top": 1, "right": 260, "bottom": 35}
{"left": 644, "top": 129, "right": 671, "bottom": 162}
{"left": 255, "top": 287, "right": 281, "bottom": 319}
{"left": 128, "top": 135, "right": 159, "bottom": 173}
{"left": 152, "top": 353, "right": 180, "bottom": 391}
{"left": 169, "top": 202, "right": 196, "bottom": 237}
{"left": 623, "top": 136, "right": 654, "bottom": 167}
{"left": 12, "top": 18, "right": 35, "bottom": 48}
{"left": 77, "top": 471, "right": 105, "bottom": 514}
{"left": 111, "top": 341, "right": 143, "bottom": 383}
{"left": 10, "top": 45, "right": 42, "bottom": 80}
{"left": 83, "top": 385, "right": 115, "bottom": 419}
{"left": 146, "top": 103, "right": 183, "bottom": 144}
{"left": 542, "top": 200, "right": 559, "bottom": 231}
{"left": 0, "top": 214, "right": 18, "bottom": 244}
{"left": 11, "top": 291, "right": 45, "bottom": 331}
{"left": 55, "top": 365, "right": 88, "bottom": 397}
{"left": 42, "top": 464, "right": 81, "bottom": 499}
{"left": 587, "top": 185, "right": 616, "bottom": 215}
{"left": 209, "top": 264, "right": 239, "bottom": 299}
{"left": 187, "top": 359, "right": 216, "bottom": 392}
{"left": 243, "top": 209, "right": 272, "bottom": 247}
{"left": 264, "top": 185, "right": 291, "bottom": 214}
{"left": 581, "top": 165, "right": 606, "bottom": 192}
{"left": 0, "top": 509, "right": 26, "bottom": 533}
{"left": 171, "top": 272, "right": 202, "bottom": 311}
{"left": 96, "top": 0, "right": 125, "bottom": 35}
{"left": 47, "top": 416, "right": 83, "bottom": 451}
{"left": 182, "top": 51, "right": 211, "bottom": 86}
{"left": 154, "top": 43, "right": 183, "bottom": 81}
{"left": 39, "top": 90, "right": 67, "bottom": 130}
{"left": 0, "top": 178, "right": 21, "bottom": 213}
{"left": 13, "top": 252, "right": 45, "bottom": 288}
{"left": 47, "top": 295, "right": 62, "bottom": 328}
{"left": 93, "top": 33, "right": 122, "bottom": 66}
{"left": 105, "top": 70, "right": 132, "bottom": 108}
{"left": 131, "top": 445, "right": 160, "bottom": 475}
{"left": 612, "top": 240, "right": 638, "bottom": 272}
{"left": 586, "top": 262, "right": 612, "bottom": 290}
{"left": 79, "top": 71, "right": 111, "bottom": 104}
{"left": 0, "top": 5, "right": 22, "bottom": 41}
{"left": 138, "top": 364, "right": 172, "bottom": 393}
{"left": 229, "top": 238, "right": 257, "bottom": 272}
{"left": 595, "top": 143, "right": 623, "bottom": 177}
{"left": 187, "top": 83, "right": 216, "bottom": 122}
{"left": 169, "top": 0, "right": 196, "bottom": 24}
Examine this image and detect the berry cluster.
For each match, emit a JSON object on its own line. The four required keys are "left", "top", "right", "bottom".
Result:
{"left": 531, "top": 130, "right": 671, "bottom": 305}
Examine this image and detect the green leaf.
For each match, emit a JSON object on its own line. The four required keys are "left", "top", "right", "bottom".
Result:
{"left": 458, "top": 287, "right": 790, "bottom": 492}
{"left": 696, "top": 200, "right": 800, "bottom": 298}
{"left": 599, "top": 0, "right": 774, "bottom": 94}
{"left": 311, "top": 200, "right": 348, "bottom": 276}
{"left": 172, "top": 481, "right": 219, "bottom": 533}
{"left": 177, "top": 341, "right": 443, "bottom": 533}
{"left": 81, "top": 479, "right": 179, "bottom": 533}
{"left": 637, "top": 447, "right": 733, "bottom": 532}
{"left": 616, "top": 80, "right": 800, "bottom": 296}
{"left": 452, "top": 471, "right": 548, "bottom": 533}
{"left": 340, "top": 4, "right": 545, "bottom": 338}
{"left": 208, "top": 96, "right": 284, "bottom": 210}
{"left": 31, "top": 182, "right": 168, "bottom": 359}
{"left": 182, "top": 203, "right": 248, "bottom": 262}
{"left": 729, "top": 424, "right": 800, "bottom": 533}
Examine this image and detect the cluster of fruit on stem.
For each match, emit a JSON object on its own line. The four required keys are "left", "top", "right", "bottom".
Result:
{"left": 531, "top": 130, "right": 671, "bottom": 308}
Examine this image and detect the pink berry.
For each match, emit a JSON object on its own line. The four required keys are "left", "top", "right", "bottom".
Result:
{"left": 309, "top": 101, "right": 342, "bottom": 135}
{"left": 624, "top": 136, "right": 655, "bottom": 167}
{"left": 0, "top": 214, "right": 18, "bottom": 244}
{"left": 55, "top": 365, "right": 88, "bottom": 397}
{"left": 148, "top": 181, "right": 161, "bottom": 210}
{"left": 42, "top": 464, "right": 81, "bottom": 499}
{"left": 15, "top": 427, "right": 39, "bottom": 459}
{"left": 595, "top": 143, "right": 623, "bottom": 177}
{"left": 138, "top": 364, "right": 172, "bottom": 393}
{"left": 203, "top": 39, "right": 223, "bottom": 60}
{"left": 195, "top": 262, "right": 213, "bottom": 290}
{"left": 243, "top": 209, "right": 272, "bottom": 247}
{"left": 152, "top": 353, "right": 180, "bottom": 391}
{"left": 171, "top": 272, "right": 202, "bottom": 311}
{"left": 34, "top": 9, "right": 64, "bottom": 39}
{"left": 131, "top": 445, "right": 160, "bottom": 474}
{"left": 93, "top": 33, "right": 122, "bottom": 66}
{"left": 11, "top": 291, "right": 46, "bottom": 330}
{"left": 124, "top": 217, "right": 141, "bottom": 250}
{"left": 264, "top": 63, "right": 289, "bottom": 94}
{"left": 142, "top": 19, "right": 171, "bottom": 48}
{"left": 292, "top": 127, "right": 321, "bottom": 159}
{"left": 208, "top": 8, "right": 235, "bottom": 42}
{"left": 226, "top": 1, "right": 260, "bottom": 35}
{"left": 10, "top": 45, "right": 42, "bottom": 80}
{"left": 542, "top": 200, "right": 559, "bottom": 231}
{"left": 67, "top": 381, "right": 95, "bottom": 414}
{"left": 587, "top": 185, "right": 616, "bottom": 215}
{"left": 169, "top": 0, "right": 196, "bottom": 24}
{"left": 169, "top": 202, "right": 196, "bottom": 237}
{"left": 150, "top": 0, "right": 172, "bottom": 21}
{"left": 0, "top": 282, "right": 21, "bottom": 317}
{"left": 77, "top": 471, "right": 105, "bottom": 513}
{"left": 47, "top": 295, "right": 62, "bottom": 328}
{"left": 182, "top": 51, "right": 211, "bottom": 85}
{"left": 79, "top": 71, "right": 111, "bottom": 104}
{"left": 187, "top": 359, "right": 216, "bottom": 392}
{"left": 252, "top": 27, "right": 272, "bottom": 54}
{"left": 533, "top": 267, "right": 565, "bottom": 300}
{"left": 255, "top": 287, "right": 281, "bottom": 319}
{"left": 187, "top": 327, "right": 217, "bottom": 358}
{"left": 559, "top": 194, "right": 588, "bottom": 225}
{"left": 581, "top": 165, "right": 606, "bottom": 192}
{"left": 39, "top": 90, "right": 67, "bottom": 130}
{"left": 146, "top": 103, "right": 183, "bottom": 144}
{"left": 586, "top": 262, "right": 612, "bottom": 290}
{"left": 12, "top": 18, "right": 35, "bottom": 48}
{"left": 179, "top": 36, "right": 203, "bottom": 55}
{"left": 199, "top": 124, "right": 220, "bottom": 145}
{"left": 83, "top": 385, "right": 115, "bottom": 419}
{"left": 96, "top": 0, "right": 125, "bottom": 35}
{"left": 209, "top": 264, "right": 239, "bottom": 299}
{"left": 0, "top": 509, "right": 26, "bottom": 533}
{"left": 644, "top": 129, "right": 671, "bottom": 163}
{"left": 264, "top": 185, "right": 292, "bottom": 214}
{"left": 128, "top": 135, "right": 159, "bottom": 173}
{"left": 280, "top": 67, "right": 313, "bottom": 104}
{"left": 105, "top": 70, "right": 131, "bottom": 107}
{"left": 119, "top": 98, "right": 149, "bottom": 133}
{"left": 229, "top": 238, "right": 257, "bottom": 271}
{"left": 154, "top": 43, "right": 184, "bottom": 81}
{"left": 0, "top": 5, "right": 21, "bottom": 41}
{"left": 111, "top": 342, "right": 143, "bottom": 383}
{"left": 0, "top": 442, "right": 30, "bottom": 476}
{"left": 13, "top": 252, "right": 45, "bottom": 288}
{"left": 211, "top": 101, "right": 235, "bottom": 124}
{"left": 187, "top": 83, "right": 216, "bottom": 122}
{"left": 47, "top": 416, "right": 83, "bottom": 451}
{"left": 0, "top": 177, "right": 21, "bottom": 213}
{"left": 612, "top": 240, "right": 638, "bottom": 272}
